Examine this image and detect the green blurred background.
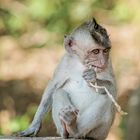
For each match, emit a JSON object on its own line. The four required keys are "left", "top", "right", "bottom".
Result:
{"left": 0, "top": 0, "right": 140, "bottom": 140}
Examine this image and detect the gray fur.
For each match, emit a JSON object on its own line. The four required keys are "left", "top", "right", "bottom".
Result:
{"left": 17, "top": 18, "right": 116, "bottom": 140}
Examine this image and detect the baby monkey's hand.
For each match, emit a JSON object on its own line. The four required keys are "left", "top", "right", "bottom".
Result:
{"left": 83, "top": 64, "right": 97, "bottom": 84}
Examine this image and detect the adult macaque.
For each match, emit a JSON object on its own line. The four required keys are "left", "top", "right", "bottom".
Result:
{"left": 18, "top": 18, "right": 116, "bottom": 140}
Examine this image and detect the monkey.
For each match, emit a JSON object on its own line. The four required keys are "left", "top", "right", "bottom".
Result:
{"left": 17, "top": 18, "right": 117, "bottom": 140}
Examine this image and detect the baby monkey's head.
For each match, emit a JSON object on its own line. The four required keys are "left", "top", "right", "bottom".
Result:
{"left": 64, "top": 18, "right": 111, "bottom": 72}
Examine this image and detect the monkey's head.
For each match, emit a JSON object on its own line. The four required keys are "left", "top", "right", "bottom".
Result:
{"left": 64, "top": 18, "right": 111, "bottom": 73}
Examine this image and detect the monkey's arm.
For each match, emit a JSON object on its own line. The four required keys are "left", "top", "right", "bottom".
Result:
{"left": 83, "top": 60, "right": 117, "bottom": 98}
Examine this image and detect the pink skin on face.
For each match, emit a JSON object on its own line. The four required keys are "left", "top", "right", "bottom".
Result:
{"left": 85, "top": 46, "right": 110, "bottom": 73}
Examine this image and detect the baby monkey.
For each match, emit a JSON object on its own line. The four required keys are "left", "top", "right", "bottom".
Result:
{"left": 18, "top": 18, "right": 116, "bottom": 140}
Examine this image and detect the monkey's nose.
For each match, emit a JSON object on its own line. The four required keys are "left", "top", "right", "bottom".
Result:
{"left": 100, "top": 60, "right": 106, "bottom": 68}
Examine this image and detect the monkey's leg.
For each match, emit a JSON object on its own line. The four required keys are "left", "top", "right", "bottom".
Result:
{"left": 52, "top": 89, "right": 78, "bottom": 138}
{"left": 67, "top": 96, "right": 108, "bottom": 139}
{"left": 17, "top": 82, "right": 53, "bottom": 137}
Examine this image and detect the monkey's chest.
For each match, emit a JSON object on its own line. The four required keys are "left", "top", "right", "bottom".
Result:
{"left": 63, "top": 77, "right": 100, "bottom": 112}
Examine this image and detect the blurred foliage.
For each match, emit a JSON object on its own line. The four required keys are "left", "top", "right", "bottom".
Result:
{"left": 0, "top": 0, "right": 140, "bottom": 139}
{"left": 0, "top": 0, "right": 139, "bottom": 44}
{"left": 0, "top": 0, "right": 139, "bottom": 55}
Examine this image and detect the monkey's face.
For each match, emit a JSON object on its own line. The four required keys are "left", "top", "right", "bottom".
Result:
{"left": 64, "top": 18, "right": 111, "bottom": 73}
{"left": 85, "top": 46, "right": 111, "bottom": 73}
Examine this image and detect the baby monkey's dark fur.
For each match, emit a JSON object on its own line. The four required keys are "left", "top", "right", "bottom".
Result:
{"left": 79, "top": 18, "right": 111, "bottom": 48}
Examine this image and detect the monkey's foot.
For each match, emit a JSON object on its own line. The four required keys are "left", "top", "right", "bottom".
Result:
{"left": 60, "top": 120, "right": 69, "bottom": 138}
{"left": 16, "top": 123, "right": 41, "bottom": 137}
{"left": 59, "top": 105, "right": 79, "bottom": 136}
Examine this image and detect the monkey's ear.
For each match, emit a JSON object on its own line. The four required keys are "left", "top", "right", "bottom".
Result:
{"left": 64, "top": 35, "right": 75, "bottom": 53}
{"left": 92, "top": 18, "right": 98, "bottom": 30}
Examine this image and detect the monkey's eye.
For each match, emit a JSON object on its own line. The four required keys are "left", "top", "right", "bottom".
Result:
{"left": 91, "top": 49, "right": 100, "bottom": 54}
{"left": 103, "top": 48, "right": 110, "bottom": 54}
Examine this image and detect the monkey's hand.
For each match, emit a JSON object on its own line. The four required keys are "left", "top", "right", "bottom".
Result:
{"left": 59, "top": 105, "right": 79, "bottom": 137}
{"left": 16, "top": 122, "right": 41, "bottom": 137}
{"left": 83, "top": 66, "right": 97, "bottom": 84}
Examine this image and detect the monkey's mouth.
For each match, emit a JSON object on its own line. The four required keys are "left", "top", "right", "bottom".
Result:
{"left": 95, "top": 68, "right": 104, "bottom": 73}
{"left": 92, "top": 65, "right": 106, "bottom": 73}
